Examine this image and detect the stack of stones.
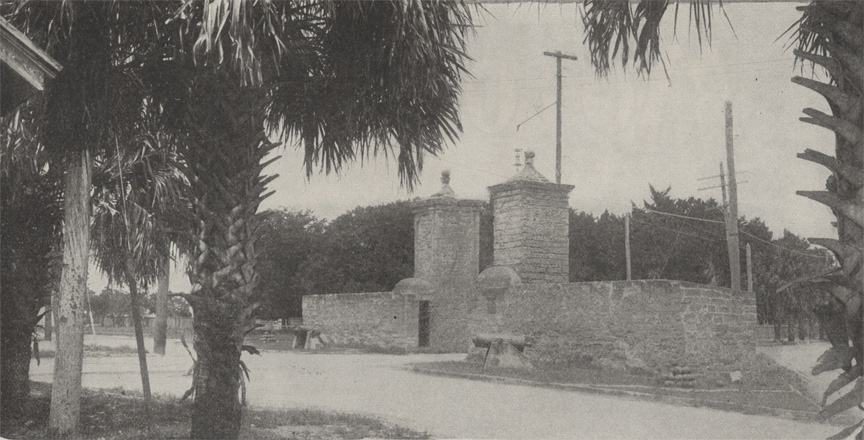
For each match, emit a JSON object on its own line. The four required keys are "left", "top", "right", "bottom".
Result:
{"left": 662, "top": 364, "right": 701, "bottom": 388}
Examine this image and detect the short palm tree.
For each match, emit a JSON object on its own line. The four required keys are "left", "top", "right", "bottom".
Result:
{"left": 581, "top": 1, "right": 862, "bottom": 436}
{"left": 90, "top": 117, "right": 191, "bottom": 403}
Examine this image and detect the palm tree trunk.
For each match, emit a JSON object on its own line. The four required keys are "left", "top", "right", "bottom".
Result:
{"left": 124, "top": 257, "right": 152, "bottom": 401}
{"left": 0, "top": 288, "right": 37, "bottom": 421}
{"left": 153, "top": 258, "right": 170, "bottom": 355}
{"left": 49, "top": 149, "right": 91, "bottom": 435}
{"left": 44, "top": 302, "right": 53, "bottom": 342}
{"left": 793, "top": 1, "right": 863, "bottom": 366}
{"left": 190, "top": 304, "right": 245, "bottom": 439}
{"left": 181, "top": 70, "right": 273, "bottom": 440}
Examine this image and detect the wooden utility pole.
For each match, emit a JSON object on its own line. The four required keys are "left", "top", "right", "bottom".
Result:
{"left": 725, "top": 102, "right": 741, "bottom": 290}
{"left": 543, "top": 51, "right": 578, "bottom": 184}
{"left": 625, "top": 214, "right": 632, "bottom": 281}
{"left": 746, "top": 243, "right": 753, "bottom": 293}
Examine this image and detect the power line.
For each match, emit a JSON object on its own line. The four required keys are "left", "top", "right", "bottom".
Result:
{"left": 631, "top": 218, "right": 724, "bottom": 243}
{"left": 431, "top": 155, "right": 509, "bottom": 180}
{"left": 644, "top": 208, "right": 724, "bottom": 224}
{"left": 642, "top": 208, "right": 827, "bottom": 259}
{"left": 516, "top": 102, "right": 555, "bottom": 131}
{"left": 739, "top": 229, "right": 825, "bottom": 259}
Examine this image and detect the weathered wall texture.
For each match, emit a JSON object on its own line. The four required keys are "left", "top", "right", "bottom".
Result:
{"left": 414, "top": 198, "right": 483, "bottom": 351}
{"left": 468, "top": 279, "right": 757, "bottom": 377}
{"left": 302, "top": 292, "right": 419, "bottom": 349}
{"left": 489, "top": 181, "right": 572, "bottom": 283}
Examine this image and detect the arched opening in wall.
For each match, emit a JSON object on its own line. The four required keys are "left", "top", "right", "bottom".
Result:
{"left": 418, "top": 301, "right": 431, "bottom": 347}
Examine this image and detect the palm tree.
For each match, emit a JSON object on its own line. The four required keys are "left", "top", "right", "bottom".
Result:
{"left": 0, "top": 104, "right": 63, "bottom": 421}
{"left": 7, "top": 1, "right": 473, "bottom": 437}
{"left": 581, "top": 0, "right": 862, "bottom": 435}
{"left": 90, "top": 121, "right": 191, "bottom": 404}
{"left": 145, "top": 2, "right": 473, "bottom": 437}
{"left": 3, "top": 1, "right": 175, "bottom": 433}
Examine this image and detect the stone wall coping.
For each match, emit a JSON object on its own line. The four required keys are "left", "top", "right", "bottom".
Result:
{"left": 412, "top": 197, "right": 485, "bottom": 213}
{"left": 304, "top": 291, "right": 408, "bottom": 299}
{"left": 503, "top": 279, "right": 755, "bottom": 298}
{"left": 488, "top": 179, "right": 575, "bottom": 195}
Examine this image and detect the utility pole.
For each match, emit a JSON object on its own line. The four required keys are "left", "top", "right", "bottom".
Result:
{"left": 725, "top": 101, "right": 741, "bottom": 290}
{"left": 625, "top": 214, "right": 632, "bottom": 281}
{"left": 746, "top": 243, "right": 753, "bottom": 293}
{"left": 699, "top": 161, "right": 745, "bottom": 291}
{"left": 543, "top": 51, "right": 578, "bottom": 184}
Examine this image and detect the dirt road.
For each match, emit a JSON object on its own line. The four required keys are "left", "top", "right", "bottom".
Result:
{"left": 31, "top": 336, "right": 838, "bottom": 439}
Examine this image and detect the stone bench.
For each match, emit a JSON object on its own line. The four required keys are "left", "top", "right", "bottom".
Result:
{"left": 471, "top": 334, "right": 535, "bottom": 352}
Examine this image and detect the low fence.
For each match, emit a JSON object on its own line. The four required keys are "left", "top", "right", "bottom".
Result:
{"left": 97, "top": 316, "right": 193, "bottom": 330}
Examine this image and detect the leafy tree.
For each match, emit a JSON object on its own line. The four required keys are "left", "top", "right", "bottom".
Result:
{"left": 628, "top": 186, "right": 729, "bottom": 284}
{"left": 569, "top": 210, "right": 627, "bottom": 282}
{"left": 581, "top": 1, "right": 862, "bottom": 433}
{"left": 255, "top": 209, "right": 326, "bottom": 319}
{"left": 0, "top": 105, "right": 63, "bottom": 420}
{"left": 314, "top": 201, "right": 416, "bottom": 294}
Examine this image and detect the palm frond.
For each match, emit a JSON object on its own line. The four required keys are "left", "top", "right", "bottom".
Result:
{"left": 582, "top": 0, "right": 727, "bottom": 77}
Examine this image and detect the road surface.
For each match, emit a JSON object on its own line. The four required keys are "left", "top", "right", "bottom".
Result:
{"left": 31, "top": 336, "right": 839, "bottom": 439}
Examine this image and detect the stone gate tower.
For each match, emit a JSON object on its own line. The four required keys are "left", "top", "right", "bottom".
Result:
{"left": 413, "top": 171, "right": 483, "bottom": 349}
{"left": 488, "top": 152, "right": 574, "bottom": 283}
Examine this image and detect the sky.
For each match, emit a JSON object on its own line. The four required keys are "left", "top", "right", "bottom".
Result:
{"left": 90, "top": 2, "right": 837, "bottom": 294}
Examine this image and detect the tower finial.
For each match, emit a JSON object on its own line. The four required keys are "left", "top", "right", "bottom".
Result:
{"left": 431, "top": 169, "right": 456, "bottom": 198}
{"left": 524, "top": 151, "right": 535, "bottom": 166}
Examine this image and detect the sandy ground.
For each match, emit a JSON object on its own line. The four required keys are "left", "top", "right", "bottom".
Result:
{"left": 758, "top": 341, "right": 862, "bottom": 422}
{"left": 31, "top": 335, "right": 842, "bottom": 439}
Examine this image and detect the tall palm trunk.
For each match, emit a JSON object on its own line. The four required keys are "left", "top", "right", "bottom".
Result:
{"left": 124, "top": 257, "right": 152, "bottom": 401}
{"left": 154, "top": 258, "right": 170, "bottom": 355}
{"left": 50, "top": 149, "right": 91, "bottom": 434}
{"left": 44, "top": 303, "right": 53, "bottom": 342}
{"left": 181, "top": 71, "right": 275, "bottom": 440}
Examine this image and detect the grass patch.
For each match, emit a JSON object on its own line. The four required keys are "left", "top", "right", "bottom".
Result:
{"left": 1, "top": 382, "right": 427, "bottom": 440}
{"left": 36, "top": 345, "right": 141, "bottom": 360}
{"left": 412, "top": 354, "right": 821, "bottom": 421}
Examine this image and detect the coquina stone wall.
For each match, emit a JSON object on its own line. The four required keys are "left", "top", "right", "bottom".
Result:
{"left": 470, "top": 279, "right": 757, "bottom": 378}
{"left": 302, "top": 291, "right": 419, "bottom": 349}
{"left": 413, "top": 180, "right": 483, "bottom": 352}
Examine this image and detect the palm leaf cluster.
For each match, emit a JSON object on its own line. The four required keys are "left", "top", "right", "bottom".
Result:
{"left": 91, "top": 128, "right": 190, "bottom": 290}
{"left": 786, "top": 1, "right": 864, "bottom": 434}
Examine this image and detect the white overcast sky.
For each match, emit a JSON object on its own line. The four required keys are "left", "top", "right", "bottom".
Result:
{"left": 91, "top": 2, "right": 837, "bottom": 293}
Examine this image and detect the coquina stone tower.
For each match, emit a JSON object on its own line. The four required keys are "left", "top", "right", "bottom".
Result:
{"left": 488, "top": 151, "right": 574, "bottom": 283}
{"left": 413, "top": 170, "right": 483, "bottom": 349}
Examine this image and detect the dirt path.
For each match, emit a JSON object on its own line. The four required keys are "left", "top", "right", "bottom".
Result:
{"left": 31, "top": 336, "right": 838, "bottom": 439}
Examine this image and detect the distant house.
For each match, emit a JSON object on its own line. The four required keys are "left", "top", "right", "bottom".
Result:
{"left": 0, "top": 16, "right": 62, "bottom": 116}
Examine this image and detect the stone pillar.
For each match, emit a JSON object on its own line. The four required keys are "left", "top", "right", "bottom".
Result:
{"left": 488, "top": 151, "right": 573, "bottom": 283}
{"left": 413, "top": 171, "right": 483, "bottom": 350}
